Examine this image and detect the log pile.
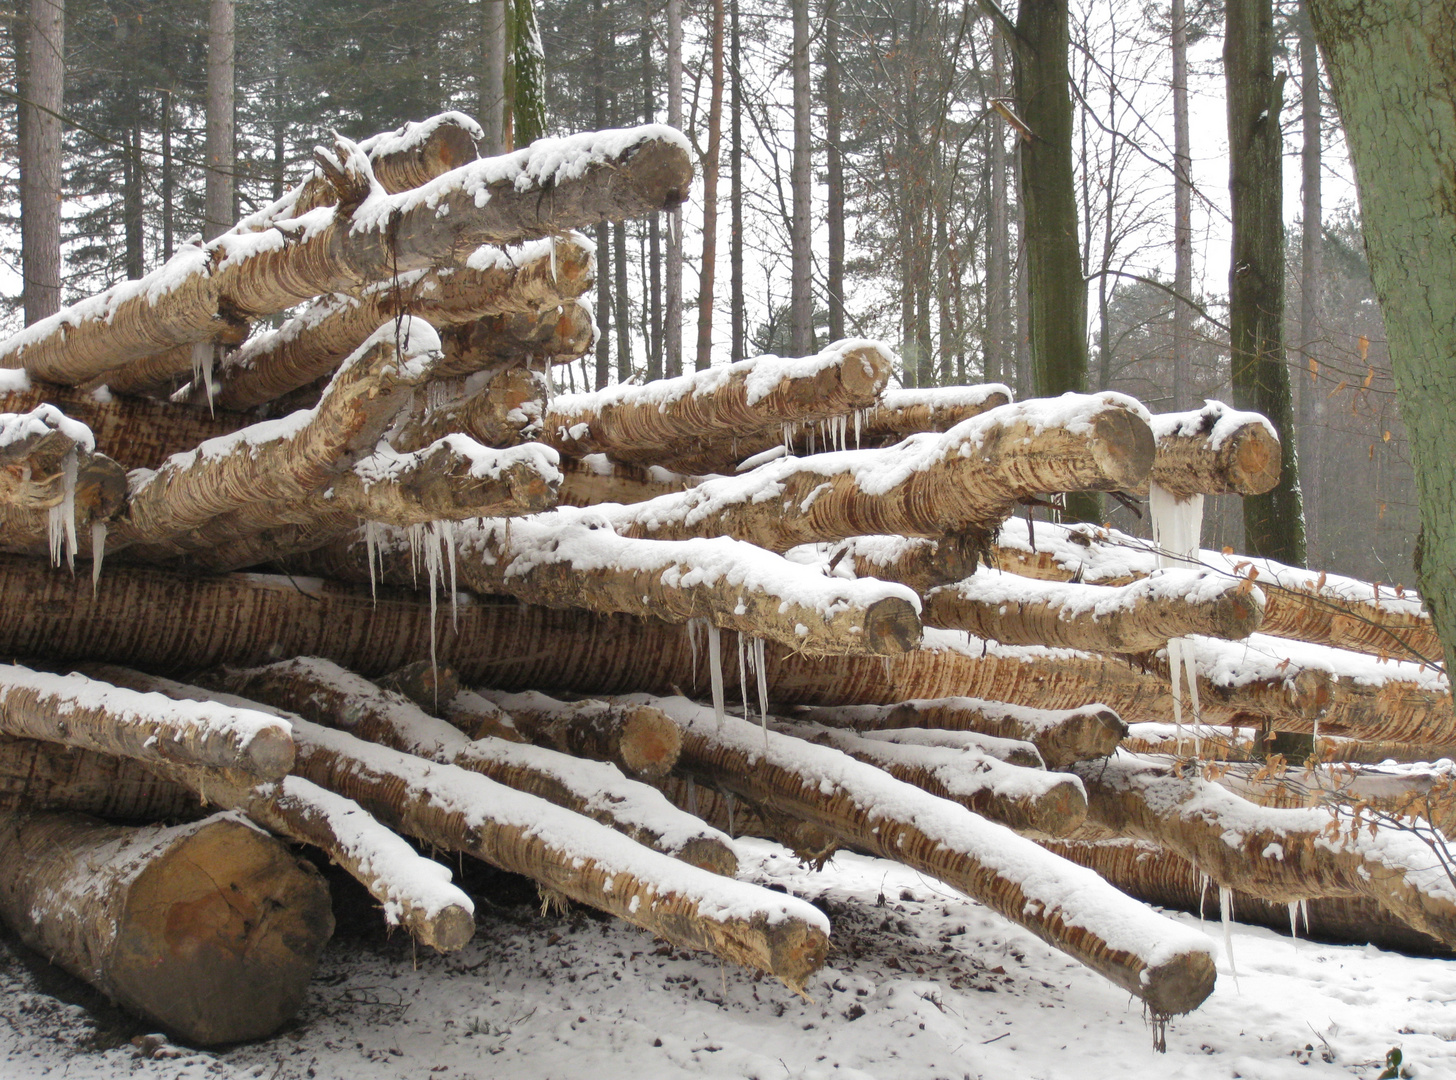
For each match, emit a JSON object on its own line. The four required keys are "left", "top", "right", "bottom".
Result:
{"left": 0, "top": 114, "right": 1450, "bottom": 1049}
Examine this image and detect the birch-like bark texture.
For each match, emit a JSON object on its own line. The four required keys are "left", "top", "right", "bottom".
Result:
{"left": 0, "top": 809, "right": 332, "bottom": 1045}
{"left": 1171, "top": 0, "right": 1192, "bottom": 411}
{"left": 0, "top": 126, "right": 691, "bottom": 387}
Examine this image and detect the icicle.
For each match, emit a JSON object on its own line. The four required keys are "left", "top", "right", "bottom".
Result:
{"left": 1149, "top": 482, "right": 1208, "bottom": 745}
{"left": 45, "top": 449, "right": 79, "bottom": 571}
{"left": 1299, "top": 899, "right": 1309, "bottom": 935}
{"left": 685, "top": 775, "right": 697, "bottom": 816}
{"left": 725, "top": 791, "right": 736, "bottom": 836}
{"left": 687, "top": 617, "right": 702, "bottom": 686}
{"left": 437, "top": 519, "right": 459, "bottom": 626}
{"left": 737, "top": 632, "right": 751, "bottom": 720}
{"left": 549, "top": 234, "right": 558, "bottom": 283}
{"left": 753, "top": 636, "right": 769, "bottom": 724}
{"left": 1169, "top": 636, "right": 1185, "bottom": 737}
{"left": 1288, "top": 901, "right": 1300, "bottom": 942}
{"left": 406, "top": 522, "right": 425, "bottom": 585}
{"left": 854, "top": 407, "right": 862, "bottom": 450}
{"left": 89, "top": 520, "right": 106, "bottom": 590}
{"left": 364, "top": 521, "right": 382, "bottom": 602}
{"left": 423, "top": 522, "right": 442, "bottom": 679}
{"left": 1219, "top": 886, "right": 1240, "bottom": 984}
{"left": 191, "top": 341, "right": 215, "bottom": 415}
{"left": 1198, "top": 872, "right": 1210, "bottom": 921}
{"left": 707, "top": 623, "right": 726, "bottom": 725}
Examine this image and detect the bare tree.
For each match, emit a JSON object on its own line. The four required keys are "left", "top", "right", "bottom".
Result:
{"left": 790, "top": 0, "right": 813, "bottom": 355}
{"left": 204, "top": 0, "right": 235, "bottom": 240}
{"left": 1171, "top": 0, "right": 1192, "bottom": 410}
{"left": 665, "top": 0, "right": 684, "bottom": 376}
{"left": 19, "top": 0, "right": 64, "bottom": 323}
{"left": 695, "top": 0, "right": 725, "bottom": 370}
{"left": 480, "top": 0, "right": 509, "bottom": 155}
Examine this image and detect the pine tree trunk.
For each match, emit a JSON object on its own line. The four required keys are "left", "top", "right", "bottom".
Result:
{"left": 986, "top": 38, "right": 1009, "bottom": 384}
{"left": 204, "top": 0, "right": 235, "bottom": 240}
{"left": 789, "top": 0, "right": 814, "bottom": 355}
{"left": 19, "top": 0, "right": 63, "bottom": 324}
{"left": 824, "top": 0, "right": 844, "bottom": 343}
{"left": 665, "top": 0, "right": 684, "bottom": 377}
{"left": 1171, "top": 0, "right": 1192, "bottom": 410}
{"left": 480, "top": 0, "right": 508, "bottom": 155}
{"left": 1297, "top": 0, "right": 1322, "bottom": 537}
{"left": 695, "top": 0, "right": 725, "bottom": 371}
{"left": 645, "top": 4, "right": 664, "bottom": 378}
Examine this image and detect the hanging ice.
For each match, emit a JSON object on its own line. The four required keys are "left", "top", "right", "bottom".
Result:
{"left": 707, "top": 622, "right": 725, "bottom": 725}
{"left": 89, "top": 521, "right": 106, "bottom": 589}
{"left": 1149, "top": 482, "right": 1206, "bottom": 742}
{"left": 46, "top": 448, "right": 79, "bottom": 571}
{"left": 1219, "top": 885, "right": 1240, "bottom": 984}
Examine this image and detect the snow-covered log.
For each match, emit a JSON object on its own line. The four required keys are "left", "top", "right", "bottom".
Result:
{"left": 859, "top": 384, "right": 1016, "bottom": 442}
{"left": 849, "top": 725, "right": 1046, "bottom": 768}
{"left": 922, "top": 567, "right": 1265, "bottom": 651}
{"left": 557, "top": 455, "right": 695, "bottom": 506}
{"left": 435, "top": 301, "right": 595, "bottom": 376}
{"left": 599, "top": 395, "right": 1154, "bottom": 551}
{"left": 1042, "top": 838, "right": 1451, "bottom": 955}
{"left": 541, "top": 341, "right": 893, "bottom": 467}
{"left": 0, "top": 733, "right": 204, "bottom": 819}
{"left": 205, "top": 660, "right": 734, "bottom": 875}
{"left": 654, "top": 772, "right": 842, "bottom": 866}
{"left": 995, "top": 517, "right": 1441, "bottom": 664}
{"left": 0, "top": 662, "right": 293, "bottom": 779}
{"left": 391, "top": 366, "right": 546, "bottom": 451}
{"left": 1212, "top": 759, "right": 1456, "bottom": 836}
{"left": 293, "top": 514, "right": 924, "bottom": 656}
{"left": 771, "top": 718, "right": 1087, "bottom": 836}
{"left": 1071, "top": 752, "right": 1456, "bottom": 946}
{"left": 0, "top": 125, "right": 691, "bottom": 387}
{"left": 181, "top": 236, "right": 592, "bottom": 411}
{"left": 788, "top": 534, "right": 990, "bottom": 594}
{"left": 1146, "top": 402, "right": 1282, "bottom": 497}
{"left": 0, "top": 809, "right": 333, "bottom": 1045}
{"left": 789, "top": 698, "right": 1126, "bottom": 769}
{"left": 458, "top": 688, "right": 684, "bottom": 780}
{"left": 643, "top": 694, "right": 1217, "bottom": 1014}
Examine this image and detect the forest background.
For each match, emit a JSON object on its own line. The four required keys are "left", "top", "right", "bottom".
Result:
{"left": 0, "top": 0, "right": 1417, "bottom": 586}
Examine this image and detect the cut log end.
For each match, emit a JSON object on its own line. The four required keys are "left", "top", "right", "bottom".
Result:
{"left": 1140, "top": 951, "right": 1218, "bottom": 1016}
{"left": 1091, "top": 408, "right": 1157, "bottom": 492}
{"left": 863, "top": 596, "right": 924, "bottom": 656}
{"left": 615, "top": 705, "right": 684, "bottom": 780}
{"left": 414, "top": 903, "right": 477, "bottom": 953}
{"left": 239, "top": 724, "right": 298, "bottom": 781}
{"left": 676, "top": 835, "right": 741, "bottom": 877}
{"left": 726, "top": 914, "right": 830, "bottom": 996}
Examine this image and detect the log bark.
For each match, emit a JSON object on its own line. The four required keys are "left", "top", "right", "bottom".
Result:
{"left": 1043, "top": 838, "right": 1450, "bottom": 955}
{"left": 0, "top": 662, "right": 293, "bottom": 779}
{"left": 185, "top": 236, "right": 592, "bottom": 411}
{"left": 791, "top": 534, "right": 993, "bottom": 594}
{"left": 541, "top": 341, "right": 893, "bottom": 466}
{"left": 859, "top": 384, "right": 1014, "bottom": 442}
{"left": 603, "top": 395, "right": 1154, "bottom": 551}
{"left": 390, "top": 367, "right": 547, "bottom": 452}
{"left": 654, "top": 771, "right": 841, "bottom": 866}
{"left": 790, "top": 698, "right": 1125, "bottom": 769}
{"left": 435, "top": 302, "right": 596, "bottom": 378}
{"left": 847, "top": 725, "right": 1046, "bottom": 769}
{"left": 923, "top": 567, "right": 1265, "bottom": 651}
{"left": 771, "top": 718, "right": 1087, "bottom": 836}
{"left": 645, "top": 694, "right": 1217, "bottom": 1014}
{"left": 1147, "top": 402, "right": 1282, "bottom": 498}
{"left": 557, "top": 455, "right": 694, "bottom": 507}
{"left": 377, "top": 659, "right": 461, "bottom": 713}
{"left": 0, "top": 126, "right": 691, "bottom": 387}
{"left": 0, "top": 733, "right": 203, "bottom": 819}
{"left": 0, "top": 809, "right": 332, "bottom": 1045}
{"left": 1214, "top": 760, "right": 1456, "bottom": 836}
{"left": 1072, "top": 752, "right": 1456, "bottom": 947}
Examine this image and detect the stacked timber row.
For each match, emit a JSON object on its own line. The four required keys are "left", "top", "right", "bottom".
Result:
{"left": 0, "top": 113, "right": 1449, "bottom": 1047}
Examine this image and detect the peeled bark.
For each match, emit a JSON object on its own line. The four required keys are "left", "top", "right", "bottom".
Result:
{"left": 923, "top": 568, "right": 1264, "bottom": 651}
{"left": 0, "top": 809, "right": 332, "bottom": 1045}
{"left": 859, "top": 385, "right": 1014, "bottom": 442}
{"left": 0, "top": 126, "right": 691, "bottom": 387}
{"left": 1147, "top": 402, "right": 1282, "bottom": 498}
{"left": 772, "top": 718, "right": 1087, "bottom": 836}
{"left": 542, "top": 342, "right": 893, "bottom": 466}
{"left": 185, "top": 237, "right": 592, "bottom": 411}
{"left": 646, "top": 694, "right": 1216, "bottom": 1014}
{"left": 791, "top": 698, "right": 1125, "bottom": 770}
{"left": 390, "top": 367, "right": 547, "bottom": 452}
{"left": 1073, "top": 752, "right": 1456, "bottom": 947}
{"left": 434, "top": 302, "right": 595, "bottom": 377}
{"left": 460, "top": 688, "right": 683, "bottom": 780}
{"left": 655, "top": 771, "right": 841, "bottom": 867}
{"left": 557, "top": 455, "right": 695, "bottom": 507}
{"left": 1043, "top": 838, "right": 1450, "bottom": 955}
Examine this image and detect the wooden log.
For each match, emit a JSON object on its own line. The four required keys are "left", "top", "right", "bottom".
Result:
{"left": 203, "top": 659, "right": 733, "bottom": 874}
{"left": 858, "top": 384, "right": 1015, "bottom": 442}
{"left": 0, "top": 662, "right": 293, "bottom": 779}
{"left": 790, "top": 697, "right": 1126, "bottom": 769}
{"left": 1120, "top": 721, "right": 1258, "bottom": 760}
{"left": 461, "top": 688, "right": 684, "bottom": 780}
{"left": 771, "top": 718, "right": 1087, "bottom": 836}
{"left": 557, "top": 454, "right": 695, "bottom": 507}
{"left": 1071, "top": 752, "right": 1456, "bottom": 946}
{"left": 654, "top": 772, "right": 842, "bottom": 867}
{"left": 1145, "top": 401, "right": 1282, "bottom": 497}
{"left": 994, "top": 516, "right": 1442, "bottom": 664}
{"left": 923, "top": 567, "right": 1264, "bottom": 650}
{"left": 0, "top": 732, "right": 203, "bottom": 819}
{"left": 642, "top": 694, "right": 1217, "bottom": 1014}
{"left": 1042, "top": 838, "right": 1451, "bottom": 955}
{"left": 1213, "top": 759, "right": 1456, "bottom": 836}
{"left": 377, "top": 659, "right": 462, "bottom": 713}
{"left": 599, "top": 395, "right": 1155, "bottom": 551}
{"left": 848, "top": 725, "right": 1046, "bottom": 768}
{"left": 0, "top": 126, "right": 691, "bottom": 387}
{"left": 787, "top": 534, "right": 991, "bottom": 594}
{"left": 183, "top": 236, "right": 592, "bottom": 411}
{"left": 390, "top": 366, "right": 547, "bottom": 452}
{"left": 291, "top": 514, "right": 924, "bottom": 656}
{"left": 1315, "top": 735, "right": 1456, "bottom": 765}
{"left": 434, "top": 301, "right": 595, "bottom": 376}
{"left": 0, "top": 809, "right": 333, "bottom": 1045}
{"left": 121, "top": 672, "right": 830, "bottom": 992}
{"left": 541, "top": 341, "right": 894, "bottom": 467}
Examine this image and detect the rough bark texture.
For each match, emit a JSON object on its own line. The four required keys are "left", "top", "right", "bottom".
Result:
{"left": 434, "top": 302, "right": 594, "bottom": 377}
{"left": 203, "top": 0, "right": 235, "bottom": 240}
{"left": 789, "top": 0, "right": 813, "bottom": 356}
{"left": 0, "top": 733, "right": 204, "bottom": 819}
{"left": 655, "top": 771, "right": 842, "bottom": 867}
{"left": 19, "top": 0, "right": 64, "bottom": 324}
{"left": 1147, "top": 407, "right": 1283, "bottom": 497}
{"left": 556, "top": 456, "right": 693, "bottom": 507}
{"left": 390, "top": 367, "right": 546, "bottom": 452}
{"left": 1305, "top": 0, "right": 1456, "bottom": 673}
{"left": 0, "top": 810, "right": 332, "bottom": 1045}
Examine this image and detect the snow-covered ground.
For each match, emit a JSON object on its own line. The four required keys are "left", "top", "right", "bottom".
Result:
{"left": 3, "top": 839, "right": 1452, "bottom": 1080}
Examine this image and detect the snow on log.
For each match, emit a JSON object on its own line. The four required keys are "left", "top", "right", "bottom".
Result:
{"left": 922, "top": 567, "right": 1265, "bottom": 651}
{"left": 849, "top": 725, "right": 1046, "bottom": 768}
{"left": 391, "top": 366, "right": 547, "bottom": 452}
{"left": 995, "top": 517, "right": 1441, "bottom": 664}
{"left": 599, "top": 394, "right": 1155, "bottom": 551}
{"left": 557, "top": 455, "right": 695, "bottom": 507}
{"left": 1120, "top": 721, "right": 1258, "bottom": 760}
{"left": 181, "top": 235, "right": 592, "bottom": 411}
{"left": 0, "top": 125, "right": 691, "bottom": 387}
{"left": 859, "top": 384, "right": 1016, "bottom": 442}
{"left": 0, "top": 662, "right": 293, "bottom": 779}
{"left": 770, "top": 718, "right": 1087, "bottom": 836}
{"left": 459, "top": 688, "right": 683, "bottom": 780}
{"left": 294, "top": 513, "right": 924, "bottom": 656}
{"left": 205, "top": 660, "right": 734, "bottom": 875}
{"left": 0, "top": 809, "right": 333, "bottom": 1045}
{"left": 640, "top": 694, "right": 1218, "bottom": 1013}
{"left": 1316, "top": 734, "right": 1456, "bottom": 764}
{"left": 541, "top": 340, "right": 893, "bottom": 467}
{"left": 434, "top": 301, "right": 595, "bottom": 376}
{"left": 113, "top": 320, "right": 444, "bottom": 559}
{"left": 1212, "top": 759, "right": 1456, "bottom": 836}
{"left": 1071, "top": 752, "right": 1456, "bottom": 947}
{"left": 789, "top": 698, "right": 1125, "bottom": 769}
{"left": 787, "top": 534, "right": 989, "bottom": 594}
{"left": 653, "top": 772, "right": 842, "bottom": 866}
{"left": 1042, "top": 838, "right": 1451, "bottom": 955}
{"left": 1146, "top": 402, "right": 1281, "bottom": 497}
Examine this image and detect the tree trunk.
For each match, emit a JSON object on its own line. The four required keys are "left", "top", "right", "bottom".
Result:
{"left": 19, "top": 0, "right": 63, "bottom": 325}
{"left": 643, "top": 4, "right": 664, "bottom": 379}
{"left": 665, "top": 0, "right": 684, "bottom": 377}
{"left": 162, "top": 86, "right": 175, "bottom": 260}
{"left": 614, "top": 221, "right": 632, "bottom": 379}
{"left": 1171, "top": 0, "right": 1192, "bottom": 410}
{"left": 986, "top": 37, "right": 1009, "bottom": 384}
{"left": 479, "top": 1, "right": 507, "bottom": 154}
{"left": 204, "top": 0, "right": 235, "bottom": 240}
{"left": 0, "top": 810, "right": 332, "bottom": 1045}
{"left": 824, "top": 0, "right": 844, "bottom": 343}
{"left": 789, "top": 0, "right": 814, "bottom": 355}
{"left": 695, "top": 0, "right": 725, "bottom": 372}
{"left": 122, "top": 100, "right": 144, "bottom": 280}
{"left": 1297, "top": 0, "right": 1322, "bottom": 534}
{"left": 1226, "top": 0, "right": 1306, "bottom": 565}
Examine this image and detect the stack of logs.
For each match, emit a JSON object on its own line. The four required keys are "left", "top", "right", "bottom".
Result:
{"left": 0, "top": 113, "right": 1451, "bottom": 1047}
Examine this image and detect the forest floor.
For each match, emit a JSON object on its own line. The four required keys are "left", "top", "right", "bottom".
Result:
{"left": 2, "top": 837, "right": 1452, "bottom": 1080}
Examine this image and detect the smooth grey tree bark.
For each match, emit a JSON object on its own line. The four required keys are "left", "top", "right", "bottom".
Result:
{"left": 480, "top": 0, "right": 508, "bottom": 155}
{"left": 204, "top": 0, "right": 235, "bottom": 240}
{"left": 1171, "top": 0, "right": 1192, "bottom": 410}
{"left": 665, "top": 0, "right": 684, "bottom": 376}
{"left": 19, "top": 0, "right": 64, "bottom": 323}
{"left": 789, "top": 0, "right": 813, "bottom": 356}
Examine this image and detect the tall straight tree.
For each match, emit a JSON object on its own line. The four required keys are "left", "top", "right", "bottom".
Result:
{"left": 480, "top": 0, "right": 508, "bottom": 154}
{"left": 1225, "top": 0, "right": 1306, "bottom": 565}
{"left": 19, "top": 0, "right": 64, "bottom": 323}
{"left": 665, "top": 0, "right": 683, "bottom": 376}
{"left": 985, "top": 35, "right": 1009, "bottom": 385}
{"left": 1171, "top": 0, "right": 1192, "bottom": 411}
{"left": 695, "top": 0, "right": 724, "bottom": 370}
{"left": 644, "top": 3, "right": 663, "bottom": 378}
{"left": 1305, "top": 0, "right": 1456, "bottom": 666}
{"left": 728, "top": 0, "right": 745, "bottom": 362}
{"left": 789, "top": 0, "right": 813, "bottom": 355}
{"left": 204, "top": 0, "right": 235, "bottom": 240}
{"left": 512, "top": 0, "right": 546, "bottom": 145}
{"left": 592, "top": 0, "right": 610, "bottom": 388}
{"left": 823, "top": 0, "right": 844, "bottom": 343}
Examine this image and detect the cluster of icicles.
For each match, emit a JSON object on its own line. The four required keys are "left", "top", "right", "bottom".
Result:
{"left": 44, "top": 447, "right": 106, "bottom": 587}
{"left": 1148, "top": 482, "right": 1205, "bottom": 749}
